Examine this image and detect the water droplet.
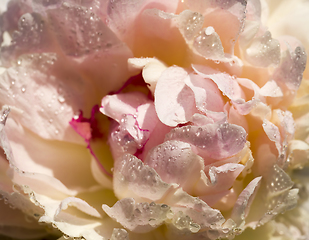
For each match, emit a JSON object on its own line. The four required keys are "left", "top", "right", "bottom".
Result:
{"left": 21, "top": 86, "right": 26, "bottom": 93}
{"left": 57, "top": 95, "right": 65, "bottom": 103}
{"left": 205, "top": 26, "right": 215, "bottom": 36}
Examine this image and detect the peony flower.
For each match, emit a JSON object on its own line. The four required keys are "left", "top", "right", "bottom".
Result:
{"left": 0, "top": 0, "right": 308, "bottom": 240}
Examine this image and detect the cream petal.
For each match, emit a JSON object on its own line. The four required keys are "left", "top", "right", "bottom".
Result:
{"left": 103, "top": 198, "right": 170, "bottom": 233}
{"left": 128, "top": 57, "right": 168, "bottom": 94}
{"left": 231, "top": 176, "right": 262, "bottom": 226}
{"left": 2, "top": 110, "right": 99, "bottom": 195}
{"left": 288, "top": 140, "right": 309, "bottom": 169}
{"left": 0, "top": 199, "right": 49, "bottom": 239}
{"left": 260, "top": 80, "right": 283, "bottom": 97}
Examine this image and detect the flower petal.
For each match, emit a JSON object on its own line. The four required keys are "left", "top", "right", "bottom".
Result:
{"left": 144, "top": 140, "right": 204, "bottom": 195}
{"left": 231, "top": 176, "right": 262, "bottom": 226}
{"left": 103, "top": 198, "right": 171, "bottom": 233}
{"left": 113, "top": 154, "right": 175, "bottom": 202}
{"left": 165, "top": 123, "right": 247, "bottom": 160}
{"left": 155, "top": 66, "right": 196, "bottom": 126}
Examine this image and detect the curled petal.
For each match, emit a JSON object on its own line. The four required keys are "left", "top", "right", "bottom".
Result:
{"left": 231, "top": 176, "right": 262, "bottom": 226}
{"left": 101, "top": 92, "right": 150, "bottom": 122}
{"left": 184, "top": 72, "right": 224, "bottom": 112}
{"left": 204, "top": 163, "right": 245, "bottom": 194}
{"left": 128, "top": 57, "right": 168, "bottom": 94}
{"left": 155, "top": 66, "right": 196, "bottom": 126}
{"left": 288, "top": 140, "right": 309, "bottom": 169}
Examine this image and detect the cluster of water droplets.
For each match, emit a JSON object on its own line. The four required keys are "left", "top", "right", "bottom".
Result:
{"left": 165, "top": 123, "right": 246, "bottom": 159}
{"left": 173, "top": 211, "right": 201, "bottom": 233}
{"left": 119, "top": 155, "right": 166, "bottom": 193}
{"left": 110, "top": 228, "right": 128, "bottom": 240}
{"left": 178, "top": 10, "right": 204, "bottom": 40}
{"left": 176, "top": 9, "right": 226, "bottom": 61}
{"left": 193, "top": 26, "right": 225, "bottom": 60}
{"left": 48, "top": 2, "right": 116, "bottom": 57}
{"left": 245, "top": 31, "right": 280, "bottom": 68}
{"left": 274, "top": 45, "right": 307, "bottom": 91}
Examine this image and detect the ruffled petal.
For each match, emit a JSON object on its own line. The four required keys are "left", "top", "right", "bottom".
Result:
{"left": 110, "top": 154, "right": 237, "bottom": 238}
{"left": 128, "top": 57, "right": 168, "bottom": 94}
{"left": 203, "top": 163, "right": 245, "bottom": 195}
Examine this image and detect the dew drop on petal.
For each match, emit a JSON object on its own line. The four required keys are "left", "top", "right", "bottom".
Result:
{"left": 57, "top": 95, "right": 65, "bottom": 103}
{"left": 21, "top": 86, "right": 26, "bottom": 93}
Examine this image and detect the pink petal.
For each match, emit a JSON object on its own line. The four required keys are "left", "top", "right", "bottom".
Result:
{"left": 193, "top": 66, "right": 261, "bottom": 115}
{"left": 144, "top": 140, "right": 204, "bottom": 195}
{"left": 0, "top": 11, "right": 56, "bottom": 66}
{"left": 107, "top": 0, "right": 179, "bottom": 44}
{"left": 273, "top": 37, "right": 307, "bottom": 91}
{"left": 184, "top": 72, "right": 224, "bottom": 113}
{"left": 46, "top": 2, "right": 134, "bottom": 98}
{"left": 165, "top": 123, "right": 247, "bottom": 159}
{"left": 100, "top": 92, "right": 151, "bottom": 123}
{"left": 111, "top": 154, "right": 232, "bottom": 238}
{"left": 203, "top": 163, "right": 245, "bottom": 195}
{"left": 193, "top": 66, "right": 244, "bottom": 100}
{"left": 0, "top": 54, "right": 97, "bottom": 143}
{"left": 155, "top": 66, "right": 196, "bottom": 126}
{"left": 113, "top": 154, "right": 175, "bottom": 202}
{"left": 181, "top": 0, "right": 247, "bottom": 55}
